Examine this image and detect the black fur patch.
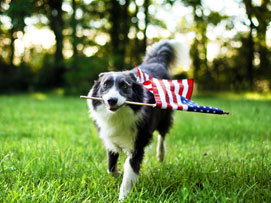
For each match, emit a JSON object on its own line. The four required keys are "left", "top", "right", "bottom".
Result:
{"left": 90, "top": 80, "right": 103, "bottom": 110}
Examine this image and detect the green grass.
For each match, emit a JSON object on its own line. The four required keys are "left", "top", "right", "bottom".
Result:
{"left": 0, "top": 93, "right": 271, "bottom": 202}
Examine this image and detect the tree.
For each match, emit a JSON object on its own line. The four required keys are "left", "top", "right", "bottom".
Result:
{"left": 242, "top": 0, "right": 271, "bottom": 89}
{"left": 248, "top": 0, "right": 271, "bottom": 80}
{"left": 71, "top": 0, "right": 79, "bottom": 59}
{"left": 181, "top": 0, "right": 227, "bottom": 89}
{"left": 109, "top": 0, "right": 131, "bottom": 70}
{"left": 33, "top": 0, "right": 65, "bottom": 86}
{"left": 243, "top": 0, "right": 256, "bottom": 90}
{"left": 6, "top": 0, "right": 32, "bottom": 66}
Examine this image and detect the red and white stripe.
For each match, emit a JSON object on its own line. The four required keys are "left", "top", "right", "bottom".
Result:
{"left": 137, "top": 67, "right": 153, "bottom": 93}
{"left": 136, "top": 66, "right": 193, "bottom": 110}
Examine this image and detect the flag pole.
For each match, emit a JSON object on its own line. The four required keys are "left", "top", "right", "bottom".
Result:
{"left": 80, "top": 96, "right": 157, "bottom": 108}
{"left": 80, "top": 96, "right": 229, "bottom": 115}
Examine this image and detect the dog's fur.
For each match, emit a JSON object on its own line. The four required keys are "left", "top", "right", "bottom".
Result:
{"left": 87, "top": 39, "right": 190, "bottom": 200}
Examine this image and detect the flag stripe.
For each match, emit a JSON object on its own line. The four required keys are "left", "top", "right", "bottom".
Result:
{"left": 182, "top": 79, "right": 189, "bottom": 98}
{"left": 187, "top": 79, "right": 193, "bottom": 100}
{"left": 166, "top": 80, "right": 178, "bottom": 109}
{"left": 151, "top": 78, "right": 163, "bottom": 108}
{"left": 182, "top": 104, "right": 188, "bottom": 110}
{"left": 177, "top": 80, "right": 184, "bottom": 98}
{"left": 159, "top": 80, "right": 173, "bottom": 109}
{"left": 141, "top": 70, "right": 145, "bottom": 83}
{"left": 137, "top": 67, "right": 141, "bottom": 82}
{"left": 154, "top": 79, "right": 168, "bottom": 109}
{"left": 158, "top": 79, "right": 172, "bottom": 109}
{"left": 172, "top": 80, "right": 183, "bottom": 110}
{"left": 143, "top": 70, "right": 146, "bottom": 82}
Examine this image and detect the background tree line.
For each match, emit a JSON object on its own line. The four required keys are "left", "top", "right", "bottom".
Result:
{"left": 0, "top": 0, "right": 270, "bottom": 94}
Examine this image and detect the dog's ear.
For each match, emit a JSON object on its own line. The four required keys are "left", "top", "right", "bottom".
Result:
{"left": 129, "top": 72, "right": 138, "bottom": 82}
{"left": 99, "top": 72, "right": 106, "bottom": 78}
{"left": 92, "top": 79, "right": 101, "bottom": 88}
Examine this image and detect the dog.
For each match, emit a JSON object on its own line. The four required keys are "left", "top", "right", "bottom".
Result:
{"left": 87, "top": 39, "right": 190, "bottom": 201}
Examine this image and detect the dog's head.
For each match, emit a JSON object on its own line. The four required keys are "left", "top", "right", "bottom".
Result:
{"left": 94, "top": 71, "right": 141, "bottom": 112}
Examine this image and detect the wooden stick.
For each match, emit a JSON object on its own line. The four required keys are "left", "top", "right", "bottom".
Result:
{"left": 80, "top": 96, "right": 157, "bottom": 107}
{"left": 80, "top": 96, "right": 229, "bottom": 114}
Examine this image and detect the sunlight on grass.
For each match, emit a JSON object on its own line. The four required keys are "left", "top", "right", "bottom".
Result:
{"left": 30, "top": 92, "right": 47, "bottom": 100}
{"left": 242, "top": 92, "right": 271, "bottom": 100}
{"left": 51, "top": 88, "right": 65, "bottom": 96}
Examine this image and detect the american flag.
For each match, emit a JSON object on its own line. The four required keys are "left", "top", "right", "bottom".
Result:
{"left": 137, "top": 66, "right": 226, "bottom": 114}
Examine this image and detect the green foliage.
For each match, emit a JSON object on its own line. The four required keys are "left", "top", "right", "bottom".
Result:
{"left": 0, "top": 0, "right": 271, "bottom": 92}
{"left": 0, "top": 61, "right": 34, "bottom": 92}
{"left": 64, "top": 56, "right": 109, "bottom": 94}
{"left": 36, "top": 54, "right": 57, "bottom": 89}
{"left": 6, "top": 0, "right": 33, "bottom": 31}
{"left": 0, "top": 94, "right": 270, "bottom": 201}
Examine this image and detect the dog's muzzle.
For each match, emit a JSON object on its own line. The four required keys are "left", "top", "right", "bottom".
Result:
{"left": 108, "top": 98, "right": 118, "bottom": 106}
{"left": 106, "top": 97, "right": 122, "bottom": 111}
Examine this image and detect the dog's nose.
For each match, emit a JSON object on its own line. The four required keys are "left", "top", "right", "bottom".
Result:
{"left": 108, "top": 98, "right": 118, "bottom": 106}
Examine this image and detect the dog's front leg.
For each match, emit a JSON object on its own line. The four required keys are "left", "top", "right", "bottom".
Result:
{"left": 119, "top": 150, "right": 144, "bottom": 201}
{"left": 107, "top": 150, "right": 119, "bottom": 176}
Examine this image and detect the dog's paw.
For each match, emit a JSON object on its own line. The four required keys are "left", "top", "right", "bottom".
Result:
{"left": 118, "top": 185, "right": 129, "bottom": 202}
{"left": 157, "top": 153, "right": 164, "bottom": 162}
{"left": 107, "top": 169, "right": 121, "bottom": 177}
{"left": 118, "top": 195, "right": 125, "bottom": 202}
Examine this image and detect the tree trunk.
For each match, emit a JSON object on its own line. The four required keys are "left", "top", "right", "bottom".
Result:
{"left": 119, "top": 0, "right": 130, "bottom": 69}
{"left": 134, "top": 4, "right": 141, "bottom": 63}
{"left": 72, "top": 0, "right": 78, "bottom": 58}
{"left": 48, "top": 0, "right": 64, "bottom": 85}
{"left": 9, "top": 27, "right": 15, "bottom": 67}
{"left": 244, "top": 0, "right": 255, "bottom": 90}
{"left": 255, "top": 1, "right": 270, "bottom": 79}
{"left": 110, "top": 0, "right": 121, "bottom": 69}
{"left": 54, "top": 9, "right": 64, "bottom": 67}
{"left": 143, "top": 0, "right": 149, "bottom": 52}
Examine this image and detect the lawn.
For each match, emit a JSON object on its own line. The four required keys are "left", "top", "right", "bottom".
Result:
{"left": 0, "top": 93, "right": 270, "bottom": 202}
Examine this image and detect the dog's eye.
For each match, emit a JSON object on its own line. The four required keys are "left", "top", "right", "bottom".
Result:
{"left": 103, "top": 81, "right": 111, "bottom": 88}
{"left": 120, "top": 82, "right": 128, "bottom": 89}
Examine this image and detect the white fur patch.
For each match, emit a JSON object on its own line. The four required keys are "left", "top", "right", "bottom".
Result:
{"left": 169, "top": 40, "right": 191, "bottom": 70}
{"left": 157, "top": 134, "right": 165, "bottom": 162}
{"left": 119, "top": 157, "right": 138, "bottom": 201}
{"left": 102, "top": 86, "right": 126, "bottom": 107}
{"left": 88, "top": 99, "right": 141, "bottom": 154}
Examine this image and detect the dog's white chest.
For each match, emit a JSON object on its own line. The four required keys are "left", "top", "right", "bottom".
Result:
{"left": 90, "top": 105, "right": 141, "bottom": 154}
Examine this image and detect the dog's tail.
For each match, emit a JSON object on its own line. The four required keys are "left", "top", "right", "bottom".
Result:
{"left": 143, "top": 39, "right": 190, "bottom": 70}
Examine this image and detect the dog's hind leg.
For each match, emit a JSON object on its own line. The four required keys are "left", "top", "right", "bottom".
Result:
{"left": 156, "top": 109, "right": 172, "bottom": 162}
{"left": 157, "top": 134, "right": 165, "bottom": 162}
{"left": 107, "top": 150, "right": 120, "bottom": 176}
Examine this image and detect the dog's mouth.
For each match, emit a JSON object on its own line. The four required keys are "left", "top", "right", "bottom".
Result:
{"left": 106, "top": 104, "right": 125, "bottom": 112}
{"left": 108, "top": 106, "right": 120, "bottom": 112}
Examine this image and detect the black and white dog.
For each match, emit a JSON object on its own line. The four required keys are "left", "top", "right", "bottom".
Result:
{"left": 87, "top": 40, "right": 189, "bottom": 200}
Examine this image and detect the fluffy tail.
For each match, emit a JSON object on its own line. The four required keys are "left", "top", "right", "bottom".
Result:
{"left": 143, "top": 39, "right": 190, "bottom": 70}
